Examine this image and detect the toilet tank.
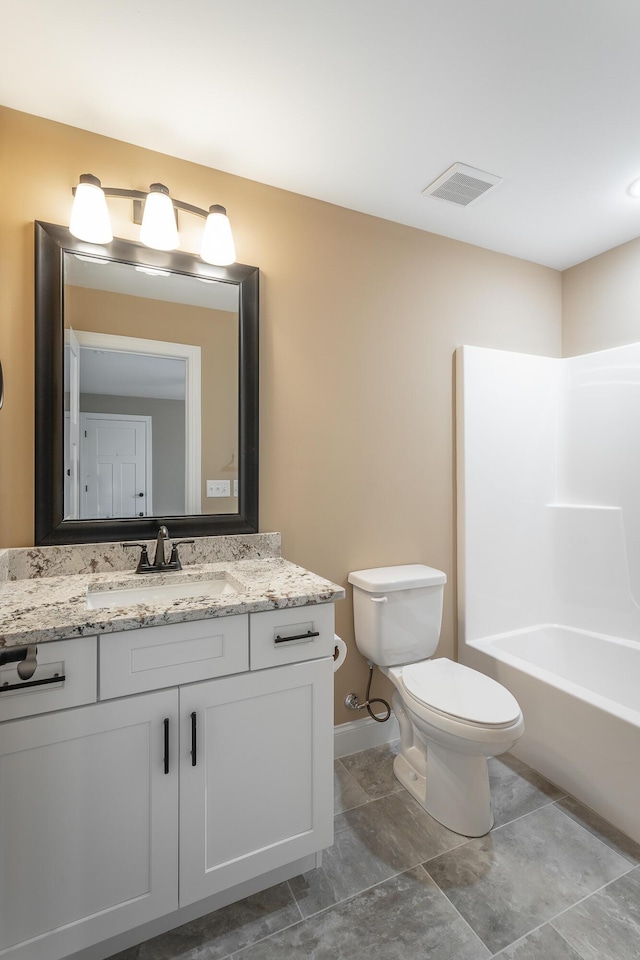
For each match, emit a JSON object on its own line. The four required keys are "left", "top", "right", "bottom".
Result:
{"left": 348, "top": 564, "right": 446, "bottom": 666}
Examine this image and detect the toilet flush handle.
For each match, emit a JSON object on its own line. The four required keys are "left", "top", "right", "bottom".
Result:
{"left": 371, "top": 596, "right": 388, "bottom": 603}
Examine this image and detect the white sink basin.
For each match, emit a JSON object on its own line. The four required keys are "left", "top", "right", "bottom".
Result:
{"left": 86, "top": 577, "right": 237, "bottom": 610}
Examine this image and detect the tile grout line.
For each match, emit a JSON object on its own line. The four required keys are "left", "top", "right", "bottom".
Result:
{"left": 228, "top": 867, "right": 421, "bottom": 957}
{"left": 551, "top": 798, "right": 640, "bottom": 866}
{"left": 486, "top": 794, "right": 567, "bottom": 836}
{"left": 487, "top": 861, "right": 640, "bottom": 958}
{"left": 335, "top": 755, "right": 401, "bottom": 812}
{"left": 414, "top": 861, "right": 494, "bottom": 958}
{"left": 548, "top": 923, "right": 591, "bottom": 960}
{"left": 546, "top": 860, "right": 639, "bottom": 928}
{"left": 286, "top": 878, "right": 305, "bottom": 922}
{"left": 489, "top": 922, "right": 553, "bottom": 959}
{"left": 229, "top": 757, "right": 628, "bottom": 958}
{"left": 417, "top": 802, "right": 553, "bottom": 869}
{"left": 419, "top": 801, "right": 634, "bottom": 957}
{"left": 227, "top": 906, "right": 311, "bottom": 958}
{"left": 289, "top": 866, "right": 410, "bottom": 922}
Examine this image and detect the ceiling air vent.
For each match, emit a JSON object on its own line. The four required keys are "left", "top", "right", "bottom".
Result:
{"left": 422, "top": 162, "right": 502, "bottom": 206}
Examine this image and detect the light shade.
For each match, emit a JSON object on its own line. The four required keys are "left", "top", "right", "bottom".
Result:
{"left": 69, "top": 175, "right": 113, "bottom": 244}
{"left": 140, "top": 183, "right": 179, "bottom": 251}
{"left": 201, "top": 205, "right": 236, "bottom": 266}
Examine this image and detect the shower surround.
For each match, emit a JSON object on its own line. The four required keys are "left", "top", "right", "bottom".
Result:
{"left": 457, "top": 342, "right": 640, "bottom": 842}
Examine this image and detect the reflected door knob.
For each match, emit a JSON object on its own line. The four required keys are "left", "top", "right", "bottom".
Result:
{"left": 138, "top": 492, "right": 144, "bottom": 497}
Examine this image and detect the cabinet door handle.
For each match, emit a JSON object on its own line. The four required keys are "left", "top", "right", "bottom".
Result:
{"left": 190, "top": 711, "right": 197, "bottom": 767}
{"left": 274, "top": 630, "right": 320, "bottom": 644}
{"left": 163, "top": 718, "right": 170, "bottom": 775}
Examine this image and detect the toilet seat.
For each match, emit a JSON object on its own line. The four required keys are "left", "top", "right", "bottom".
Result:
{"left": 400, "top": 658, "right": 521, "bottom": 727}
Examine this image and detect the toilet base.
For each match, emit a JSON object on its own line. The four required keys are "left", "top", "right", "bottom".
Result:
{"left": 394, "top": 748, "right": 494, "bottom": 837}
{"left": 391, "top": 691, "right": 493, "bottom": 837}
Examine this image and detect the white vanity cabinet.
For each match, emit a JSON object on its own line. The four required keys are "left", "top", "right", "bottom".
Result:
{"left": 0, "top": 603, "right": 335, "bottom": 960}
{"left": 179, "top": 657, "right": 333, "bottom": 905}
{"left": 0, "top": 685, "right": 179, "bottom": 960}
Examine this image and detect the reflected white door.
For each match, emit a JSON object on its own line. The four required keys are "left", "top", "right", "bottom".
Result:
{"left": 81, "top": 413, "right": 153, "bottom": 519}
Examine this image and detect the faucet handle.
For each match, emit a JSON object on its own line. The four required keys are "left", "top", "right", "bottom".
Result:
{"left": 167, "top": 539, "right": 195, "bottom": 571}
{"left": 122, "top": 542, "right": 151, "bottom": 573}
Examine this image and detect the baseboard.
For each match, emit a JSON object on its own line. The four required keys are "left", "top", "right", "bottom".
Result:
{"left": 334, "top": 713, "right": 399, "bottom": 758}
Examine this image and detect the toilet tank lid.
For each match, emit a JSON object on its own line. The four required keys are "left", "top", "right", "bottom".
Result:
{"left": 348, "top": 564, "right": 446, "bottom": 592}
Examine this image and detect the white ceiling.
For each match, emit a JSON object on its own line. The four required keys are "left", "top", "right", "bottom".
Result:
{"left": 79, "top": 349, "right": 186, "bottom": 402}
{"left": 3, "top": 0, "right": 640, "bottom": 270}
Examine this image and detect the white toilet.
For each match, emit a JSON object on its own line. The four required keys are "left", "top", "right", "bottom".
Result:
{"left": 348, "top": 564, "right": 524, "bottom": 837}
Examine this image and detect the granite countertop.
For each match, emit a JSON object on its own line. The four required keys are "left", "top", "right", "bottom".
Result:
{"left": 0, "top": 538, "right": 345, "bottom": 649}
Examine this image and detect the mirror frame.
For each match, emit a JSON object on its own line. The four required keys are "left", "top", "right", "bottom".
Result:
{"left": 35, "top": 220, "right": 259, "bottom": 545}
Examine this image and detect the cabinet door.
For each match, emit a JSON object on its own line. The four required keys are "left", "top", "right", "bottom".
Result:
{"left": 179, "top": 658, "right": 334, "bottom": 906}
{"left": 0, "top": 690, "right": 178, "bottom": 960}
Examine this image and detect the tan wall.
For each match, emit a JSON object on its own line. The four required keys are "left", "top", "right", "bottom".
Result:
{"left": 66, "top": 285, "right": 238, "bottom": 513}
{"left": 0, "top": 106, "right": 562, "bottom": 723}
{"left": 562, "top": 236, "right": 640, "bottom": 356}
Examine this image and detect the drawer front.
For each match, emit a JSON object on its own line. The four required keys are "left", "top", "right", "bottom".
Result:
{"left": 99, "top": 616, "right": 249, "bottom": 699}
{"left": 250, "top": 604, "right": 335, "bottom": 669}
{"left": 0, "top": 637, "right": 97, "bottom": 722}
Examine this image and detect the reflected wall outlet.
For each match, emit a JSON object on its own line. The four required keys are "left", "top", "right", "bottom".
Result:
{"left": 233, "top": 479, "right": 238, "bottom": 497}
{"left": 206, "top": 480, "right": 230, "bottom": 497}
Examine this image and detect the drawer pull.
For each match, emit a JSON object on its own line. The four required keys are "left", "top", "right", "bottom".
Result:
{"left": 0, "top": 673, "right": 66, "bottom": 693}
{"left": 163, "top": 718, "right": 170, "bottom": 775}
{"left": 190, "top": 711, "right": 197, "bottom": 767}
{"left": 274, "top": 630, "right": 320, "bottom": 644}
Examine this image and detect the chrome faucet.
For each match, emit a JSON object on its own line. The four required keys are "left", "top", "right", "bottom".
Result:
{"left": 123, "top": 527, "right": 195, "bottom": 574}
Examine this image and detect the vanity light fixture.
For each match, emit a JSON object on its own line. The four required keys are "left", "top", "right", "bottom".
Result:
{"left": 69, "top": 174, "right": 237, "bottom": 265}
{"left": 139, "top": 183, "right": 179, "bottom": 251}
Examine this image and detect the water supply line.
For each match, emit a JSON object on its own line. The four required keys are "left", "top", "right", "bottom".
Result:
{"left": 344, "top": 662, "right": 391, "bottom": 723}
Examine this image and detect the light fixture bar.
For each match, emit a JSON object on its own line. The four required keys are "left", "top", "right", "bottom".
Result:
{"left": 69, "top": 175, "right": 237, "bottom": 265}
{"left": 72, "top": 184, "right": 217, "bottom": 219}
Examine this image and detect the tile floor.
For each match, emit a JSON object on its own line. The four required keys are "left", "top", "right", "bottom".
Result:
{"left": 110, "top": 742, "right": 640, "bottom": 960}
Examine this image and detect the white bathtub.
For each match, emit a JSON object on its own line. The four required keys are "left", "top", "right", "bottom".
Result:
{"left": 463, "top": 624, "right": 640, "bottom": 844}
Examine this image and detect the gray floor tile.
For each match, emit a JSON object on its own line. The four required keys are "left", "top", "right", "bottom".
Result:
{"left": 551, "top": 866, "right": 640, "bottom": 960}
{"left": 106, "top": 881, "right": 301, "bottom": 960}
{"left": 232, "top": 866, "right": 490, "bottom": 960}
{"left": 495, "top": 925, "right": 584, "bottom": 959}
{"left": 555, "top": 795, "right": 640, "bottom": 865}
{"left": 489, "top": 753, "right": 565, "bottom": 829}
{"left": 339, "top": 740, "right": 402, "bottom": 800}
{"left": 333, "top": 759, "right": 369, "bottom": 814}
{"left": 425, "top": 803, "right": 632, "bottom": 954}
{"left": 289, "top": 789, "right": 464, "bottom": 917}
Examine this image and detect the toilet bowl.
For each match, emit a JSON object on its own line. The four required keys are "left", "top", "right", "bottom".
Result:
{"left": 348, "top": 564, "right": 524, "bottom": 837}
{"left": 385, "top": 658, "right": 523, "bottom": 836}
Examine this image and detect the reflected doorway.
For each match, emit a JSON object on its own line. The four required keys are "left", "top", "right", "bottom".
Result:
{"left": 80, "top": 413, "right": 152, "bottom": 519}
{"left": 63, "top": 331, "right": 201, "bottom": 520}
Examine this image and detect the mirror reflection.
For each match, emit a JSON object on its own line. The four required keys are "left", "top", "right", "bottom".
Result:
{"left": 63, "top": 254, "right": 239, "bottom": 521}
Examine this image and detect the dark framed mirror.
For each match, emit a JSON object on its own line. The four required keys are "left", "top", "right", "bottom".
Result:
{"left": 35, "top": 221, "right": 258, "bottom": 545}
